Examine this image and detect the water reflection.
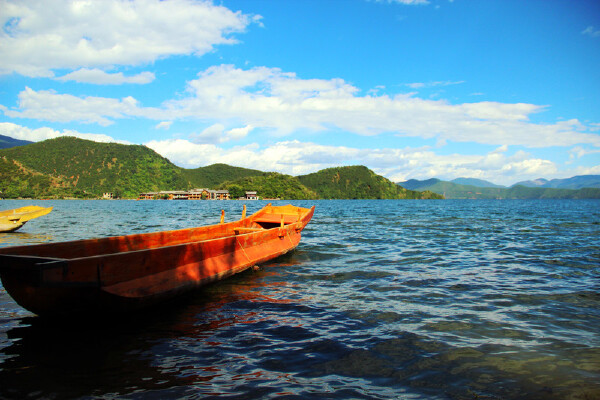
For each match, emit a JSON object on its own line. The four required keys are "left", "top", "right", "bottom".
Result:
{"left": 1, "top": 317, "right": 193, "bottom": 399}
{"left": 0, "top": 232, "right": 53, "bottom": 246}
{"left": 0, "top": 268, "right": 276, "bottom": 399}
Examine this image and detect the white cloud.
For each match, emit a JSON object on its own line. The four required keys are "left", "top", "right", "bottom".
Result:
{"left": 498, "top": 158, "right": 558, "bottom": 179}
{"left": 492, "top": 144, "right": 509, "bottom": 153}
{"left": 165, "top": 65, "right": 600, "bottom": 148}
{"left": 190, "top": 124, "right": 226, "bottom": 144}
{"left": 381, "top": 147, "right": 561, "bottom": 185}
{"left": 189, "top": 123, "right": 253, "bottom": 144}
{"left": 145, "top": 138, "right": 363, "bottom": 175}
{"left": 57, "top": 68, "right": 155, "bottom": 84}
{"left": 0, "top": 122, "right": 129, "bottom": 144}
{"left": 1, "top": 87, "right": 158, "bottom": 126}
{"left": 570, "top": 165, "right": 600, "bottom": 176}
{"left": 226, "top": 125, "right": 253, "bottom": 141}
{"left": 145, "top": 139, "right": 225, "bottom": 168}
{"left": 582, "top": 26, "right": 600, "bottom": 38}
{"left": 0, "top": 0, "right": 259, "bottom": 77}
{"left": 404, "top": 80, "right": 465, "bottom": 89}
{"left": 155, "top": 121, "right": 173, "bottom": 130}
{"left": 3, "top": 65, "right": 600, "bottom": 149}
{"left": 569, "top": 146, "right": 600, "bottom": 160}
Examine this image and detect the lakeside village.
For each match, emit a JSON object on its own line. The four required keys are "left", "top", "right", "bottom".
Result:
{"left": 118, "top": 188, "right": 266, "bottom": 201}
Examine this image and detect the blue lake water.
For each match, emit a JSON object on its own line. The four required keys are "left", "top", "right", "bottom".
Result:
{"left": 0, "top": 199, "right": 599, "bottom": 399}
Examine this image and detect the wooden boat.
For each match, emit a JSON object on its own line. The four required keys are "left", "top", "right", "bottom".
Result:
{"left": 0, "top": 203, "right": 314, "bottom": 317}
{"left": 0, "top": 206, "right": 53, "bottom": 233}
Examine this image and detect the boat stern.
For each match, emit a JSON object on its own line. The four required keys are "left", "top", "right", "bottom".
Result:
{"left": 0, "top": 254, "right": 100, "bottom": 316}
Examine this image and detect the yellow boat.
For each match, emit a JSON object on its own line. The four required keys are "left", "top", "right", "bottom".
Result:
{"left": 0, "top": 206, "right": 53, "bottom": 233}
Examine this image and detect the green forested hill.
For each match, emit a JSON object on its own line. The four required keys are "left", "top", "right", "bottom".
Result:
{"left": 222, "top": 173, "right": 319, "bottom": 200}
{"left": 0, "top": 137, "right": 190, "bottom": 198}
{"left": 298, "top": 166, "right": 442, "bottom": 199}
{"left": 183, "top": 163, "right": 263, "bottom": 188}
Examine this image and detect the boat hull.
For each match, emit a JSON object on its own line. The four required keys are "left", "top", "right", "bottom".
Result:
{"left": 0, "top": 204, "right": 314, "bottom": 317}
{"left": 0, "top": 206, "right": 53, "bottom": 233}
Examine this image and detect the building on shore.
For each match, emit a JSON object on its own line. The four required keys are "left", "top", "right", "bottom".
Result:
{"left": 139, "top": 192, "right": 158, "bottom": 200}
{"left": 138, "top": 189, "right": 233, "bottom": 200}
{"left": 167, "top": 191, "right": 189, "bottom": 200}
{"left": 138, "top": 191, "right": 188, "bottom": 200}
{"left": 210, "top": 190, "right": 230, "bottom": 200}
{"left": 245, "top": 191, "right": 258, "bottom": 200}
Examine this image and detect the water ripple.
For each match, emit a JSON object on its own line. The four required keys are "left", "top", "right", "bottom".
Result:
{"left": 0, "top": 199, "right": 599, "bottom": 399}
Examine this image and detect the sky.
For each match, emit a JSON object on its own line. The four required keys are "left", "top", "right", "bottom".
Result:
{"left": 1, "top": 0, "right": 599, "bottom": 186}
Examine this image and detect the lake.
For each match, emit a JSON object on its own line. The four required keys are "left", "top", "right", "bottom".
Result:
{"left": 1, "top": 199, "right": 599, "bottom": 399}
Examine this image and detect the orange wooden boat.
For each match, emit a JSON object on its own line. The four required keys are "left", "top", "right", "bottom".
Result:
{"left": 0, "top": 203, "right": 314, "bottom": 317}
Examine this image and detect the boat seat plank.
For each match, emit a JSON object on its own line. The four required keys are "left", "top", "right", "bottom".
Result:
{"left": 253, "top": 214, "right": 298, "bottom": 224}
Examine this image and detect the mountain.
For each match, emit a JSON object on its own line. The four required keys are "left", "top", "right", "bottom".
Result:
{"left": 222, "top": 173, "right": 318, "bottom": 200}
{"left": 298, "top": 166, "right": 443, "bottom": 199}
{"left": 0, "top": 136, "right": 438, "bottom": 200}
{"left": 399, "top": 178, "right": 441, "bottom": 191}
{"left": 183, "top": 163, "right": 263, "bottom": 188}
{"left": 397, "top": 178, "right": 600, "bottom": 199}
{"left": 0, "top": 134, "right": 32, "bottom": 149}
{"left": 512, "top": 178, "right": 549, "bottom": 188}
{"left": 513, "top": 175, "right": 600, "bottom": 190}
{"left": 0, "top": 137, "right": 190, "bottom": 198}
{"left": 451, "top": 177, "right": 505, "bottom": 188}
{"left": 403, "top": 177, "right": 505, "bottom": 190}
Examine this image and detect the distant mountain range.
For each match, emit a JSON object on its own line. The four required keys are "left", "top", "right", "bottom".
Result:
{"left": 512, "top": 175, "right": 600, "bottom": 190}
{"left": 399, "top": 176, "right": 600, "bottom": 199}
{"left": 450, "top": 178, "right": 506, "bottom": 188}
{"left": 0, "top": 134, "right": 32, "bottom": 149}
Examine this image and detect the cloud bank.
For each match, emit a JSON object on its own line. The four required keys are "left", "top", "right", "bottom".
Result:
{"left": 57, "top": 69, "right": 155, "bottom": 85}
{"left": 0, "top": 0, "right": 259, "bottom": 77}
{"left": 3, "top": 65, "right": 599, "bottom": 149}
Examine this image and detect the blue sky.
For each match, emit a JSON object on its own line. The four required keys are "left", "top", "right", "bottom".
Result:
{"left": 1, "top": 0, "right": 599, "bottom": 185}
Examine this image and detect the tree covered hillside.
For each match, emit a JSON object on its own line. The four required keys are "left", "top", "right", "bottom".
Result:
{"left": 298, "top": 166, "right": 442, "bottom": 199}
{"left": 0, "top": 137, "right": 190, "bottom": 198}
{"left": 222, "top": 173, "right": 318, "bottom": 200}
{"left": 0, "top": 156, "right": 74, "bottom": 198}
{"left": 183, "top": 163, "right": 263, "bottom": 188}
